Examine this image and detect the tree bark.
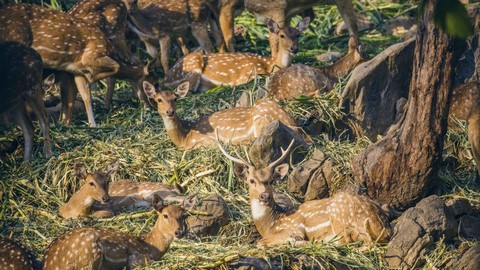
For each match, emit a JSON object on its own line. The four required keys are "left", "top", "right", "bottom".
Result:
{"left": 352, "top": 0, "right": 460, "bottom": 209}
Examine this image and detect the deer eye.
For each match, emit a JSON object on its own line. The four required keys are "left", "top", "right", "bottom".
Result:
{"left": 249, "top": 179, "right": 255, "bottom": 184}
{"left": 163, "top": 214, "right": 169, "bottom": 219}
{"left": 156, "top": 99, "right": 163, "bottom": 103}
{"left": 89, "top": 182, "right": 95, "bottom": 187}
{"left": 280, "top": 34, "right": 285, "bottom": 38}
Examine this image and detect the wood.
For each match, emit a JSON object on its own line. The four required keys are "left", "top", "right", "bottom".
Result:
{"left": 352, "top": 0, "right": 460, "bottom": 209}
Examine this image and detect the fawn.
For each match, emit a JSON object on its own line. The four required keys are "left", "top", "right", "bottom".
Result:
{"left": 268, "top": 36, "right": 368, "bottom": 100}
{"left": 0, "top": 41, "right": 55, "bottom": 161}
{"left": 143, "top": 81, "right": 307, "bottom": 149}
{"left": 217, "top": 139, "right": 392, "bottom": 246}
{"left": 244, "top": 0, "right": 359, "bottom": 58}
{"left": 44, "top": 195, "right": 185, "bottom": 269}
{"left": 163, "top": 17, "right": 310, "bottom": 92}
{"left": 0, "top": 236, "right": 41, "bottom": 270}
{"left": 0, "top": 3, "right": 119, "bottom": 127}
{"left": 60, "top": 161, "right": 183, "bottom": 218}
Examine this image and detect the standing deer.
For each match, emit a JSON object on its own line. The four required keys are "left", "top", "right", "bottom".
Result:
{"left": 0, "top": 3, "right": 119, "bottom": 127}
{"left": 44, "top": 195, "right": 185, "bottom": 269}
{"left": 206, "top": 0, "right": 244, "bottom": 52}
{"left": 0, "top": 236, "right": 41, "bottom": 270}
{"left": 143, "top": 81, "right": 308, "bottom": 150}
{"left": 0, "top": 41, "right": 55, "bottom": 161}
{"left": 267, "top": 36, "right": 368, "bottom": 100}
{"left": 126, "top": 0, "right": 215, "bottom": 73}
{"left": 163, "top": 17, "right": 310, "bottom": 92}
{"left": 244, "top": 0, "right": 359, "bottom": 59}
{"left": 217, "top": 140, "right": 392, "bottom": 246}
{"left": 60, "top": 161, "right": 184, "bottom": 218}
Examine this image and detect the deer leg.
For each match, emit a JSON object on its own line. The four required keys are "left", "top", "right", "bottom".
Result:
{"left": 210, "top": 16, "right": 226, "bottom": 52}
{"left": 177, "top": 37, "right": 190, "bottom": 55}
{"left": 59, "top": 72, "right": 76, "bottom": 125}
{"left": 191, "top": 22, "right": 214, "bottom": 53}
{"left": 133, "top": 83, "right": 151, "bottom": 110}
{"left": 12, "top": 104, "right": 34, "bottom": 161}
{"left": 219, "top": 3, "right": 236, "bottom": 52}
{"left": 105, "top": 77, "right": 115, "bottom": 109}
{"left": 74, "top": 76, "right": 97, "bottom": 127}
{"left": 335, "top": 0, "right": 359, "bottom": 41}
{"left": 159, "top": 36, "right": 171, "bottom": 73}
{"left": 468, "top": 113, "right": 480, "bottom": 174}
{"left": 27, "top": 92, "right": 53, "bottom": 158}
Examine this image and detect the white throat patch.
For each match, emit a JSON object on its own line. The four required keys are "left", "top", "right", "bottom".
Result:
{"left": 251, "top": 199, "right": 267, "bottom": 220}
{"left": 83, "top": 196, "right": 94, "bottom": 206}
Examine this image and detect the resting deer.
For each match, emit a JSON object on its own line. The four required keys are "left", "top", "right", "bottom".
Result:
{"left": 267, "top": 36, "right": 368, "bottom": 100}
{"left": 244, "top": 0, "right": 359, "bottom": 58}
{"left": 60, "top": 161, "right": 183, "bottom": 218}
{"left": 44, "top": 194, "right": 185, "bottom": 270}
{"left": 67, "top": 0, "right": 152, "bottom": 111}
{"left": 0, "top": 3, "right": 119, "bottom": 127}
{"left": 163, "top": 17, "right": 310, "bottom": 92}
{"left": 126, "top": 0, "right": 215, "bottom": 73}
{"left": 217, "top": 139, "right": 392, "bottom": 246}
{"left": 0, "top": 236, "right": 41, "bottom": 270}
{"left": 0, "top": 41, "right": 55, "bottom": 161}
{"left": 143, "top": 81, "right": 308, "bottom": 149}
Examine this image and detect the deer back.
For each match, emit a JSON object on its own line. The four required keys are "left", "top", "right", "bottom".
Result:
{"left": 0, "top": 237, "right": 40, "bottom": 270}
{"left": 450, "top": 81, "right": 480, "bottom": 122}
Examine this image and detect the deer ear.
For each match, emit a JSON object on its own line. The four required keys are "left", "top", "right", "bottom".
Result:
{"left": 273, "top": 163, "right": 289, "bottom": 181}
{"left": 74, "top": 164, "right": 88, "bottom": 179}
{"left": 143, "top": 81, "right": 157, "bottom": 99}
{"left": 266, "top": 18, "right": 280, "bottom": 34}
{"left": 106, "top": 160, "right": 119, "bottom": 176}
{"left": 152, "top": 194, "right": 165, "bottom": 212}
{"left": 234, "top": 163, "right": 248, "bottom": 182}
{"left": 182, "top": 194, "right": 198, "bottom": 209}
{"left": 42, "top": 73, "right": 55, "bottom": 90}
{"left": 174, "top": 82, "right": 190, "bottom": 98}
{"left": 297, "top": 17, "right": 311, "bottom": 33}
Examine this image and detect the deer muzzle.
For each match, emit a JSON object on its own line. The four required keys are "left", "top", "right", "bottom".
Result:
{"left": 259, "top": 192, "right": 270, "bottom": 204}
{"left": 102, "top": 194, "right": 111, "bottom": 203}
{"left": 174, "top": 229, "right": 185, "bottom": 239}
{"left": 166, "top": 109, "right": 175, "bottom": 117}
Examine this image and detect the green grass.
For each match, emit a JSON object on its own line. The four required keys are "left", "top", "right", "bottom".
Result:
{"left": 1, "top": 1, "right": 479, "bottom": 269}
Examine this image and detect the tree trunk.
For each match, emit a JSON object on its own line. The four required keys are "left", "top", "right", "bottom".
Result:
{"left": 352, "top": 0, "right": 460, "bottom": 209}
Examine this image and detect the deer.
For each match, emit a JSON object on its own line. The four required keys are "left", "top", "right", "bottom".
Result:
{"left": 59, "top": 161, "right": 184, "bottom": 219}
{"left": 206, "top": 0, "right": 244, "bottom": 52}
{"left": 163, "top": 17, "right": 310, "bottom": 92}
{"left": 143, "top": 81, "right": 309, "bottom": 150}
{"left": 0, "top": 236, "right": 41, "bottom": 270}
{"left": 0, "top": 41, "right": 55, "bottom": 161}
{"left": 44, "top": 194, "right": 185, "bottom": 270}
{"left": 0, "top": 3, "right": 120, "bottom": 127}
{"left": 67, "top": 0, "right": 153, "bottom": 111}
{"left": 126, "top": 0, "right": 215, "bottom": 73}
{"left": 267, "top": 36, "right": 368, "bottom": 100}
{"left": 217, "top": 139, "right": 393, "bottom": 246}
{"left": 244, "top": 0, "right": 359, "bottom": 59}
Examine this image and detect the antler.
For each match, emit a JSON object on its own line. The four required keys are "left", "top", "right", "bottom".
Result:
{"left": 266, "top": 139, "right": 296, "bottom": 170}
{"left": 215, "top": 129, "right": 253, "bottom": 168}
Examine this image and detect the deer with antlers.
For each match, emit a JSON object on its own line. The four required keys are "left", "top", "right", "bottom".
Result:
{"left": 44, "top": 194, "right": 185, "bottom": 269}
{"left": 60, "top": 161, "right": 184, "bottom": 219}
{"left": 0, "top": 236, "right": 41, "bottom": 270}
{"left": 217, "top": 139, "right": 392, "bottom": 246}
{"left": 0, "top": 41, "right": 55, "bottom": 161}
{"left": 163, "top": 17, "right": 310, "bottom": 92}
{"left": 244, "top": 0, "right": 359, "bottom": 59}
{"left": 143, "top": 81, "right": 309, "bottom": 149}
{"left": 267, "top": 36, "right": 368, "bottom": 100}
{"left": 0, "top": 3, "right": 119, "bottom": 127}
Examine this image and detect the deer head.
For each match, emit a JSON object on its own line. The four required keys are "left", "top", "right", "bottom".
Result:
{"left": 74, "top": 161, "right": 119, "bottom": 204}
{"left": 267, "top": 17, "right": 310, "bottom": 55}
{"left": 143, "top": 81, "right": 189, "bottom": 118}
{"left": 151, "top": 194, "right": 186, "bottom": 239}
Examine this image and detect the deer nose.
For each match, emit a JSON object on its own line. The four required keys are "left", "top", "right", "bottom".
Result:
{"left": 291, "top": 45, "right": 298, "bottom": 53}
{"left": 102, "top": 194, "right": 110, "bottom": 203}
{"left": 175, "top": 230, "right": 184, "bottom": 238}
{"left": 259, "top": 192, "right": 270, "bottom": 203}
{"left": 166, "top": 109, "right": 175, "bottom": 117}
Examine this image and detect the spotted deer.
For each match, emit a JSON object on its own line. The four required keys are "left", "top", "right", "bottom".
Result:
{"left": 244, "top": 0, "right": 359, "bottom": 58}
{"left": 44, "top": 194, "right": 185, "bottom": 270}
{"left": 0, "top": 3, "right": 120, "bottom": 127}
{"left": 60, "top": 161, "right": 184, "bottom": 218}
{"left": 0, "top": 236, "right": 41, "bottom": 270}
{"left": 217, "top": 140, "right": 392, "bottom": 246}
{"left": 143, "top": 81, "right": 308, "bottom": 149}
{"left": 449, "top": 81, "right": 480, "bottom": 173}
{"left": 163, "top": 17, "right": 310, "bottom": 92}
{"left": 0, "top": 41, "right": 55, "bottom": 161}
{"left": 126, "top": 0, "right": 215, "bottom": 73}
{"left": 67, "top": 0, "right": 152, "bottom": 110}
{"left": 268, "top": 36, "right": 368, "bottom": 100}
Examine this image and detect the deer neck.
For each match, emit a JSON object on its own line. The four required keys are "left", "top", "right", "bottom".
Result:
{"left": 323, "top": 53, "right": 359, "bottom": 80}
{"left": 161, "top": 114, "right": 190, "bottom": 148}
{"left": 270, "top": 47, "right": 293, "bottom": 73}
{"left": 60, "top": 186, "right": 95, "bottom": 217}
{"left": 142, "top": 222, "right": 174, "bottom": 258}
{"left": 250, "top": 198, "right": 284, "bottom": 237}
